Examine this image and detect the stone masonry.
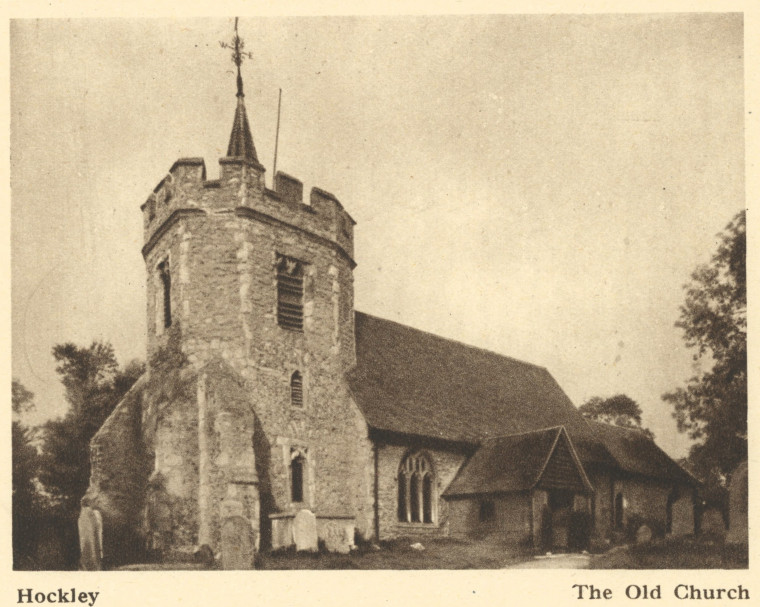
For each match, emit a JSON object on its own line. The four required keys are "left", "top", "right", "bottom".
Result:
{"left": 137, "top": 150, "right": 367, "bottom": 556}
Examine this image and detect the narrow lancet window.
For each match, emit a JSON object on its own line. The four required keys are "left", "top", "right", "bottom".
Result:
{"left": 291, "top": 454, "right": 305, "bottom": 503}
{"left": 290, "top": 371, "right": 303, "bottom": 407}
{"left": 158, "top": 260, "right": 172, "bottom": 329}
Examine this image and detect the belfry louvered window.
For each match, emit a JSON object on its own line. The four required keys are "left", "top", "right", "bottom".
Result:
{"left": 290, "top": 371, "right": 303, "bottom": 407}
{"left": 276, "top": 255, "right": 304, "bottom": 331}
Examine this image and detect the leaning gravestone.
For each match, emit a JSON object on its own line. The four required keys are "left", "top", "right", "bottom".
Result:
{"left": 78, "top": 506, "right": 103, "bottom": 571}
{"left": 220, "top": 516, "right": 254, "bottom": 570}
{"left": 293, "top": 509, "right": 318, "bottom": 552}
{"left": 726, "top": 460, "right": 748, "bottom": 544}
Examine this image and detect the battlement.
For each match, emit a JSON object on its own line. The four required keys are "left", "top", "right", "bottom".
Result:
{"left": 141, "top": 157, "right": 355, "bottom": 263}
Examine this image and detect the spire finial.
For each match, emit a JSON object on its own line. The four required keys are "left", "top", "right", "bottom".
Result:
{"left": 220, "top": 17, "right": 253, "bottom": 98}
{"left": 221, "top": 18, "right": 259, "bottom": 162}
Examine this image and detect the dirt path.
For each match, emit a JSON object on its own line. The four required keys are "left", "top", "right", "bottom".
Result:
{"left": 507, "top": 553, "right": 593, "bottom": 569}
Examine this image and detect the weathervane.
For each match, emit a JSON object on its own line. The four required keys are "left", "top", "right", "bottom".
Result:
{"left": 220, "top": 17, "right": 253, "bottom": 97}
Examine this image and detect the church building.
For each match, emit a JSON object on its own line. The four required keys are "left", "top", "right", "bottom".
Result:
{"left": 81, "top": 37, "right": 698, "bottom": 568}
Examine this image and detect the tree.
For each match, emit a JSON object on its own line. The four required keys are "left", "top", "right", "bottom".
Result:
{"left": 12, "top": 380, "right": 41, "bottom": 568}
{"left": 663, "top": 210, "right": 746, "bottom": 480}
{"left": 579, "top": 394, "right": 654, "bottom": 440}
{"left": 37, "top": 342, "right": 144, "bottom": 517}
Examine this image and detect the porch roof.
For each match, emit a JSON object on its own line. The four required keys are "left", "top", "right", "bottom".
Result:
{"left": 442, "top": 426, "right": 593, "bottom": 497}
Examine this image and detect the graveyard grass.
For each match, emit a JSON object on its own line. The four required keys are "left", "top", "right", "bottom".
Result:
{"left": 256, "top": 536, "right": 748, "bottom": 570}
{"left": 588, "top": 535, "right": 748, "bottom": 569}
{"left": 258, "top": 537, "right": 533, "bottom": 569}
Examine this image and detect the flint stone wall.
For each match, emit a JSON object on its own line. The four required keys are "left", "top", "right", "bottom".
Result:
{"left": 448, "top": 492, "right": 531, "bottom": 544}
{"left": 139, "top": 158, "right": 366, "bottom": 552}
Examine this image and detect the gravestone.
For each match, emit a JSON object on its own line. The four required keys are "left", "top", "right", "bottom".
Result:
{"left": 323, "top": 520, "right": 351, "bottom": 554}
{"left": 635, "top": 524, "right": 652, "bottom": 544}
{"left": 700, "top": 508, "right": 726, "bottom": 537}
{"left": 293, "top": 509, "right": 318, "bottom": 552}
{"left": 194, "top": 544, "right": 215, "bottom": 568}
{"left": 220, "top": 516, "right": 254, "bottom": 570}
{"left": 78, "top": 506, "right": 103, "bottom": 571}
{"left": 726, "top": 461, "right": 748, "bottom": 544}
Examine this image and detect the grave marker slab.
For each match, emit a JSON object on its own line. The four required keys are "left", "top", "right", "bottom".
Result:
{"left": 78, "top": 507, "right": 103, "bottom": 571}
{"left": 293, "top": 509, "right": 318, "bottom": 552}
{"left": 220, "top": 516, "right": 254, "bottom": 570}
{"left": 726, "top": 461, "right": 748, "bottom": 544}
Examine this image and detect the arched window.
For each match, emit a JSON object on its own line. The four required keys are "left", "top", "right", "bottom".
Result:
{"left": 157, "top": 260, "right": 171, "bottom": 330}
{"left": 614, "top": 492, "right": 624, "bottom": 529}
{"left": 290, "top": 371, "right": 303, "bottom": 407}
{"left": 397, "top": 452, "right": 436, "bottom": 524}
{"left": 291, "top": 452, "right": 306, "bottom": 503}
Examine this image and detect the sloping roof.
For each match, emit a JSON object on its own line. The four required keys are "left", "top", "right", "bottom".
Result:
{"left": 443, "top": 427, "right": 592, "bottom": 496}
{"left": 348, "top": 312, "right": 597, "bottom": 446}
{"left": 348, "top": 312, "right": 698, "bottom": 487}
{"left": 589, "top": 421, "right": 698, "bottom": 486}
{"left": 444, "top": 428, "right": 559, "bottom": 496}
{"left": 227, "top": 97, "right": 258, "bottom": 162}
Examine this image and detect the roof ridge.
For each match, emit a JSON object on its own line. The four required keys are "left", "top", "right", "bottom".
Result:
{"left": 481, "top": 425, "right": 563, "bottom": 441}
{"left": 588, "top": 419, "right": 654, "bottom": 439}
{"left": 355, "top": 310, "right": 548, "bottom": 371}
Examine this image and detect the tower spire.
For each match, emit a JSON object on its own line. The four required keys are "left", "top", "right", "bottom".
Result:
{"left": 220, "top": 18, "right": 258, "bottom": 162}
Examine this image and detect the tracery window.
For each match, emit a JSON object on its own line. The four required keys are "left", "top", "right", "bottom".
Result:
{"left": 397, "top": 452, "right": 436, "bottom": 524}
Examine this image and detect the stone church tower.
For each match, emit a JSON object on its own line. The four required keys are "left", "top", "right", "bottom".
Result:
{"left": 84, "top": 42, "right": 368, "bottom": 565}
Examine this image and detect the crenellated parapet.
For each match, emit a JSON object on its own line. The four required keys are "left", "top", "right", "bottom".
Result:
{"left": 141, "top": 157, "right": 355, "bottom": 264}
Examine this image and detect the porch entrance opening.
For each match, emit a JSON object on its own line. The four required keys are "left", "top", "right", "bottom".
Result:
{"left": 549, "top": 490, "right": 574, "bottom": 551}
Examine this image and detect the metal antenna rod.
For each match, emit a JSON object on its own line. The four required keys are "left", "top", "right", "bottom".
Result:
{"left": 273, "top": 88, "right": 282, "bottom": 189}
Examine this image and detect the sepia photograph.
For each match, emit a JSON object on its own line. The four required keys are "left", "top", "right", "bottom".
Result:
{"left": 10, "top": 12, "right": 747, "bottom": 577}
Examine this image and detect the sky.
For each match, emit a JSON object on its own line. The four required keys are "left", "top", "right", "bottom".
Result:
{"left": 10, "top": 14, "right": 745, "bottom": 458}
